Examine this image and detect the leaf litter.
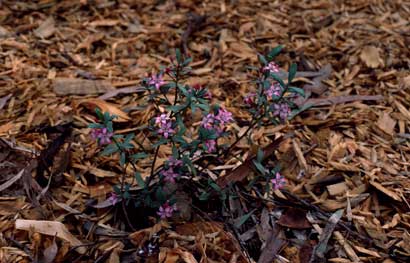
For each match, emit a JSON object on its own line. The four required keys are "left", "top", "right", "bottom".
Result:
{"left": 0, "top": 0, "right": 410, "bottom": 262}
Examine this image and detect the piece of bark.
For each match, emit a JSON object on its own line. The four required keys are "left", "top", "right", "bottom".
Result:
{"left": 309, "top": 209, "right": 344, "bottom": 263}
{"left": 53, "top": 78, "right": 115, "bottom": 95}
{"left": 257, "top": 224, "right": 285, "bottom": 263}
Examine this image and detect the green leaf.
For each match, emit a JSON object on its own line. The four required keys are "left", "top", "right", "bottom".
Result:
{"left": 252, "top": 160, "right": 266, "bottom": 175}
{"left": 257, "top": 148, "right": 264, "bottom": 163}
{"left": 124, "top": 133, "right": 135, "bottom": 143}
{"left": 131, "top": 152, "right": 148, "bottom": 161}
{"left": 288, "top": 63, "right": 297, "bottom": 83}
{"left": 258, "top": 54, "right": 267, "bottom": 66}
{"left": 106, "top": 121, "right": 114, "bottom": 133}
{"left": 209, "top": 181, "right": 221, "bottom": 192}
{"left": 288, "top": 103, "right": 313, "bottom": 120}
{"left": 270, "top": 73, "right": 286, "bottom": 88}
{"left": 100, "top": 144, "right": 118, "bottom": 156}
{"left": 175, "top": 48, "right": 182, "bottom": 64}
{"left": 234, "top": 209, "right": 256, "bottom": 228}
{"left": 267, "top": 45, "right": 283, "bottom": 60}
{"left": 182, "top": 57, "right": 192, "bottom": 66}
{"left": 88, "top": 123, "right": 103, "bottom": 129}
{"left": 120, "top": 152, "right": 126, "bottom": 167}
{"left": 95, "top": 108, "right": 104, "bottom": 120}
{"left": 155, "top": 187, "right": 166, "bottom": 202}
{"left": 199, "top": 191, "right": 210, "bottom": 201}
{"left": 113, "top": 185, "right": 121, "bottom": 195}
{"left": 153, "top": 138, "right": 168, "bottom": 147}
{"left": 135, "top": 172, "right": 146, "bottom": 188}
{"left": 288, "top": 86, "right": 305, "bottom": 97}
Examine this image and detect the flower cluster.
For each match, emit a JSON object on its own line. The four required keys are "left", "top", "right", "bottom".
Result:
{"left": 155, "top": 113, "right": 175, "bottom": 138}
{"left": 190, "top": 84, "right": 212, "bottom": 99}
{"left": 201, "top": 107, "right": 233, "bottom": 135}
{"left": 200, "top": 107, "right": 233, "bottom": 153}
{"left": 244, "top": 92, "right": 257, "bottom": 106}
{"left": 265, "top": 83, "right": 282, "bottom": 98}
{"left": 271, "top": 172, "right": 286, "bottom": 190}
{"left": 157, "top": 201, "right": 177, "bottom": 219}
{"left": 90, "top": 127, "right": 113, "bottom": 145}
{"left": 273, "top": 103, "right": 291, "bottom": 121}
{"left": 161, "top": 156, "right": 183, "bottom": 183}
{"left": 148, "top": 74, "right": 165, "bottom": 90}
{"left": 263, "top": 61, "right": 280, "bottom": 73}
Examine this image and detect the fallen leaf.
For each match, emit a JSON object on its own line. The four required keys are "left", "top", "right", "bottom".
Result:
{"left": 377, "top": 112, "right": 396, "bottom": 134}
{"left": 34, "top": 17, "right": 55, "bottom": 38}
{"left": 15, "top": 220, "right": 86, "bottom": 254}
{"left": 79, "top": 98, "right": 130, "bottom": 122}
{"left": 360, "top": 46, "right": 383, "bottom": 68}
{"left": 277, "top": 208, "right": 311, "bottom": 229}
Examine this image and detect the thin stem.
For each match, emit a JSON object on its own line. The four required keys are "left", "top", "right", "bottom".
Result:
{"left": 146, "top": 145, "right": 160, "bottom": 187}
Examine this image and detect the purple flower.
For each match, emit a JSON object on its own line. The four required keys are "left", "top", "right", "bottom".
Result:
{"left": 244, "top": 92, "right": 256, "bottom": 106}
{"left": 204, "top": 140, "right": 216, "bottom": 153}
{"left": 263, "top": 61, "right": 280, "bottom": 73}
{"left": 161, "top": 168, "right": 179, "bottom": 183}
{"left": 273, "top": 103, "right": 291, "bottom": 121}
{"left": 107, "top": 192, "right": 120, "bottom": 205}
{"left": 148, "top": 74, "right": 165, "bottom": 90}
{"left": 271, "top": 172, "right": 286, "bottom": 190}
{"left": 265, "top": 83, "right": 282, "bottom": 98}
{"left": 157, "top": 201, "right": 177, "bottom": 219}
{"left": 90, "top": 127, "right": 113, "bottom": 145}
{"left": 216, "top": 108, "right": 233, "bottom": 124}
{"left": 155, "top": 114, "right": 168, "bottom": 125}
{"left": 154, "top": 114, "right": 175, "bottom": 138}
{"left": 167, "top": 156, "right": 183, "bottom": 167}
{"left": 158, "top": 122, "right": 175, "bottom": 138}
{"left": 201, "top": 113, "right": 215, "bottom": 130}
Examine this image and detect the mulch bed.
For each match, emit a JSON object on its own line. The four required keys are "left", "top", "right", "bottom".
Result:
{"left": 1, "top": 0, "right": 410, "bottom": 262}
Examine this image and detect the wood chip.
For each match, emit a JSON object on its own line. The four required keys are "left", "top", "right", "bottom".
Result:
{"left": 53, "top": 78, "right": 115, "bottom": 95}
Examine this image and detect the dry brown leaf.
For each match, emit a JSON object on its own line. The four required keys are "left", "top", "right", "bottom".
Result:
{"left": 15, "top": 220, "right": 86, "bottom": 254}
{"left": 376, "top": 112, "right": 396, "bottom": 134}
{"left": 360, "top": 46, "right": 383, "bottom": 68}
{"left": 79, "top": 98, "right": 130, "bottom": 122}
{"left": 34, "top": 17, "right": 55, "bottom": 38}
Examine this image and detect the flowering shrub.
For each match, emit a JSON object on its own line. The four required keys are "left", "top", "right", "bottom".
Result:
{"left": 88, "top": 46, "right": 301, "bottom": 222}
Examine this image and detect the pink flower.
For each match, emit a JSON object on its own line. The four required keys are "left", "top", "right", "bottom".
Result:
{"left": 201, "top": 113, "right": 215, "bottom": 130}
{"left": 273, "top": 103, "right": 291, "bottom": 121}
{"left": 158, "top": 122, "right": 175, "bottom": 138}
{"left": 265, "top": 83, "right": 282, "bottom": 98}
{"left": 167, "top": 156, "right": 183, "bottom": 167}
{"left": 263, "top": 61, "right": 280, "bottom": 73}
{"left": 155, "top": 114, "right": 169, "bottom": 125}
{"left": 216, "top": 108, "right": 233, "bottom": 124}
{"left": 107, "top": 192, "right": 120, "bottom": 205}
{"left": 148, "top": 74, "right": 165, "bottom": 90}
{"left": 161, "top": 168, "right": 179, "bottom": 183}
{"left": 157, "top": 201, "right": 177, "bottom": 219}
{"left": 244, "top": 92, "right": 256, "bottom": 106}
{"left": 90, "top": 127, "right": 113, "bottom": 145}
{"left": 154, "top": 114, "right": 175, "bottom": 138}
{"left": 271, "top": 172, "right": 286, "bottom": 190}
{"left": 204, "top": 140, "right": 216, "bottom": 153}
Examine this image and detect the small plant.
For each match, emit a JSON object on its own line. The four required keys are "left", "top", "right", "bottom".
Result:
{"left": 88, "top": 46, "right": 302, "bottom": 223}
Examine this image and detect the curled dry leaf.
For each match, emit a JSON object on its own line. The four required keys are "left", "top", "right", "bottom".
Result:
{"left": 79, "top": 98, "right": 130, "bottom": 122}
